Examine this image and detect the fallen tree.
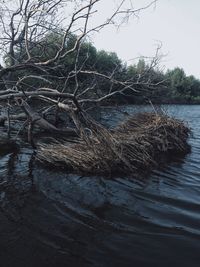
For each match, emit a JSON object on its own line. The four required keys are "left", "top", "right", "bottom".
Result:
{"left": 0, "top": 0, "right": 164, "bottom": 143}
{"left": 0, "top": 1, "right": 190, "bottom": 176}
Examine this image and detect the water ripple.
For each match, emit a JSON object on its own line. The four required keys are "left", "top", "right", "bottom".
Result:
{"left": 1, "top": 105, "right": 200, "bottom": 267}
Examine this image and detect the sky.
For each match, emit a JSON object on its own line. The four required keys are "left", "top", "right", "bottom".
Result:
{"left": 91, "top": 0, "right": 200, "bottom": 78}
{"left": 1, "top": 0, "right": 199, "bottom": 78}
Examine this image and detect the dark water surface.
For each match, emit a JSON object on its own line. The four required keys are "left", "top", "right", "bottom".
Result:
{"left": 0, "top": 105, "right": 200, "bottom": 267}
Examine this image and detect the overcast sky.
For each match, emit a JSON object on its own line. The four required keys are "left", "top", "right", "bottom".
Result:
{"left": 92, "top": 0, "right": 200, "bottom": 78}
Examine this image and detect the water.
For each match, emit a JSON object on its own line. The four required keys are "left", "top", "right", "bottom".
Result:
{"left": 0, "top": 105, "right": 200, "bottom": 267}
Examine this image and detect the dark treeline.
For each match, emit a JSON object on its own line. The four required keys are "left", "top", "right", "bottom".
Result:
{"left": 127, "top": 63, "right": 200, "bottom": 104}
{"left": 3, "top": 32, "right": 200, "bottom": 105}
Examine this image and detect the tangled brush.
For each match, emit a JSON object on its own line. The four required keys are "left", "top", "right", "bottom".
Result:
{"left": 37, "top": 112, "right": 190, "bottom": 176}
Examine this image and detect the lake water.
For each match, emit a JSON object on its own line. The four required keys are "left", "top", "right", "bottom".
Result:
{"left": 0, "top": 105, "right": 200, "bottom": 267}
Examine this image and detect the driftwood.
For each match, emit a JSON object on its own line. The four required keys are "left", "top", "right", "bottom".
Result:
{"left": 0, "top": 113, "right": 27, "bottom": 126}
{"left": 0, "top": 103, "right": 77, "bottom": 135}
{"left": 0, "top": 137, "right": 19, "bottom": 156}
{"left": 22, "top": 102, "right": 77, "bottom": 136}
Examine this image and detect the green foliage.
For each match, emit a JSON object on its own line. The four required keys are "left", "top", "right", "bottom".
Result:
{"left": 166, "top": 68, "right": 186, "bottom": 95}
{"left": 95, "top": 50, "right": 122, "bottom": 74}
{"left": 165, "top": 67, "right": 200, "bottom": 102}
{"left": 137, "top": 59, "right": 146, "bottom": 74}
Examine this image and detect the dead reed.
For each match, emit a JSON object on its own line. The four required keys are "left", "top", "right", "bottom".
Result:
{"left": 37, "top": 112, "right": 190, "bottom": 176}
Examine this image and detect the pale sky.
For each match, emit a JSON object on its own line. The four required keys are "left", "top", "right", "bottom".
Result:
{"left": 1, "top": 0, "right": 199, "bottom": 78}
{"left": 91, "top": 0, "right": 200, "bottom": 78}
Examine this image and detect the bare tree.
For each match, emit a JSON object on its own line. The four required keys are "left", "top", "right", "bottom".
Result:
{"left": 0, "top": 0, "right": 162, "bottom": 143}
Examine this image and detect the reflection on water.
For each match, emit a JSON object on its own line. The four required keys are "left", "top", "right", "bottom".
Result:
{"left": 1, "top": 105, "right": 200, "bottom": 267}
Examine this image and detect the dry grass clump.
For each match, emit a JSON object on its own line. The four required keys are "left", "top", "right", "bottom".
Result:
{"left": 37, "top": 112, "right": 190, "bottom": 176}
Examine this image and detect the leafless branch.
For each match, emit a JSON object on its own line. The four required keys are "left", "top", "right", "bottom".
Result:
{"left": 0, "top": 0, "right": 164, "bottom": 141}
